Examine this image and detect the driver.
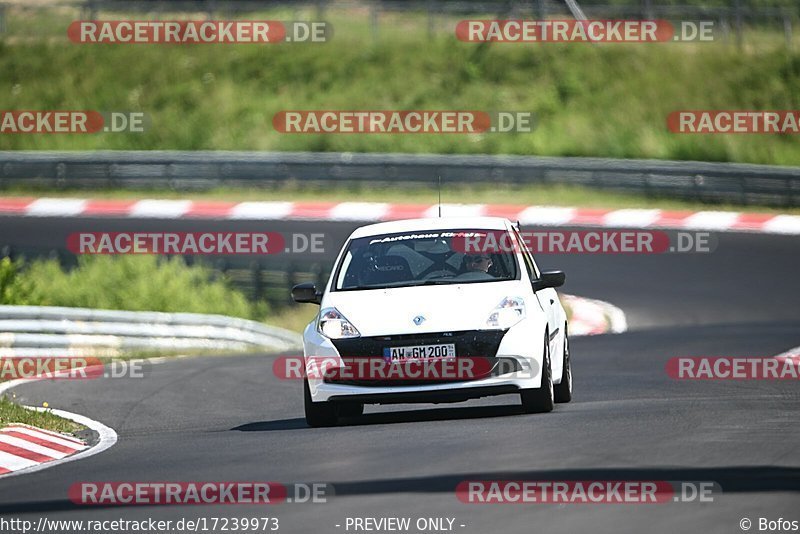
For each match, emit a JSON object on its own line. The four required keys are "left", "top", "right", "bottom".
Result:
{"left": 464, "top": 253, "right": 493, "bottom": 273}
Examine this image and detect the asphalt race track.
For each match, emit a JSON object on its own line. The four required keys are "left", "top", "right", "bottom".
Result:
{"left": 0, "top": 216, "right": 798, "bottom": 534}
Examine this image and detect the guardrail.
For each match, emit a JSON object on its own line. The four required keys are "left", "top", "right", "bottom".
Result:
{"left": 1, "top": 150, "right": 799, "bottom": 207}
{"left": 0, "top": 305, "right": 302, "bottom": 357}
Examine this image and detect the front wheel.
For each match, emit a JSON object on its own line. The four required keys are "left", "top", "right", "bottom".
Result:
{"left": 304, "top": 379, "right": 338, "bottom": 427}
{"left": 520, "top": 333, "right": 554, "bottom": 414}
{"left": 554, "top": 328, "right": 572, "bottom": 404}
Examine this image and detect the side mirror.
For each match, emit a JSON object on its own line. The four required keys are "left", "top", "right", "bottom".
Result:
{"left": 531, "top": 270, "right": 566, "bottom": 292}
{"left": 291, "top": 282, "right": 322, "bottom": 305}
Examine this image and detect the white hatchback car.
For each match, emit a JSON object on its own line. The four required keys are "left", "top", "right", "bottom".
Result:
{"left": 292, "top": 217, "right": 572, "bottom": 427}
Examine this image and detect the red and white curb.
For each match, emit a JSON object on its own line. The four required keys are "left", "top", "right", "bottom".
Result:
{"left": 0, "top": 379, "right": 118, "bottom": 479}
{"left": 0, "top": 423, "right": 87, "bottom": 476}
{"left": 562, "top": 294, "right": 628, "bottom": 337}
{"left": 776, "top": 346, "right": 800, "bottom": 369}
{"left": 1, "top": 198, "right": 799, "bottom": 234}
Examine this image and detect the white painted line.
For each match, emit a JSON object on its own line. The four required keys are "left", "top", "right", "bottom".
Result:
{"left": 129, "top": 199, "right": 192, "bottom": 218}
{"left": 603, "top": 209, "right": 662, "bottom": 228}
{"left": 329, "top": 202, "right": 389, "bottom": 221}
{"left": 25, "top": 198, "right": 87, "bottom": 217}
{"left": 682, "top": 211, "right": 740, "bottom": 230}
{"left": 229, "top": 201, "right": 294, "bottom": 220}
{"left": 517, "top": 206, "right": 576, "bottom": 226}
{"left": 0, "top": 378, "right": 33, "bottom": 397}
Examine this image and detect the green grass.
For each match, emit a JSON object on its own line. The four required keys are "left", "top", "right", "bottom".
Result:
{"left": 3, "top": 182, "right": 798, "bottom": 214}
{"left": 0, "top": 7, "right": 799, "bottom": 164}
{"left": 0, "top": 396, "right": 85, "bottom": 435}
{"left": 0, "top": 255, "right": 267, "bottom": 319}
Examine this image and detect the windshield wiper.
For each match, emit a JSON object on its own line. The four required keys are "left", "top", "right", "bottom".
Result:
{"left": 342, "top": 279, "right": 459, "bottom": 291}
{"left": 407, "top": 279, "right": 457, "bottom": 286}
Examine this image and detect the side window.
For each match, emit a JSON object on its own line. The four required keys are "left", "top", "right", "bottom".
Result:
{"left": 513, "top": 228, "right": 540, "bottom": 280}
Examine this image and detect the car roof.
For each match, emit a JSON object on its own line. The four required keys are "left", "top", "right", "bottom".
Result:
{"left": 348, "top": 216, "right": 512, "bottom": 239}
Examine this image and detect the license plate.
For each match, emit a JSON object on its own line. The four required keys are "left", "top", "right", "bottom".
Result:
{"left": 383, "top": 343, "right": 456, "bottom": 361}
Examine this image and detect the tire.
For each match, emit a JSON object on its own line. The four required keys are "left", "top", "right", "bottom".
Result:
{"left": 554, "top": 327, "right": 573, "bottom": 404}
{"left": 520, "top": 332, "right": 555, "bottom": 414}
{"left": 338, "top": 403, "right": 364, "bottom": 418}
{"left": 304, "top": 379, "right": 339, "bottom": 427}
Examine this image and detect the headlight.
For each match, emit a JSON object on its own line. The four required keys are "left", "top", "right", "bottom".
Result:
{"left": 317, "top": 307, "right": 360, "bottom": 339}
{"left": 485, "top": 297, "right": 526, "bottom": 329}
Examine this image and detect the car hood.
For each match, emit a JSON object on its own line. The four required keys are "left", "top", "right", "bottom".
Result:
{"left": 322, "top": 281, "right": 523, "bottom": 336}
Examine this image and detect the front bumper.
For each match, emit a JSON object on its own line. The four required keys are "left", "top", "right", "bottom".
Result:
{"left": 302, "top": 318, "right": 545, "bottom": 404}
{"left": 327, "top": 329, "right": 512, "bottom": 387}
{"left": 327, "top": 384, "right": 521, "bottom": 405}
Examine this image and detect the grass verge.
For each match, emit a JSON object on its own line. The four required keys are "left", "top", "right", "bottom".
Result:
{"left": 0, "top": 396, "right": 85, "bottom": 435}
{"left": 0, "top": 255, "right": 267, "bottom": 319}
{"left": 0, "top": 7, "right": 798, "bottom": 164}
{"left": 0, "top": 255, "right": 274, "bottom": 363}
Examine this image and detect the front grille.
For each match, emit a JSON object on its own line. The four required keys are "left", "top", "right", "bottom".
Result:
{"left": 327, "top": 329, "right": 513, "bottom": 387}
{"left": 331, "top": 329, "right": 507, "bottom": 358}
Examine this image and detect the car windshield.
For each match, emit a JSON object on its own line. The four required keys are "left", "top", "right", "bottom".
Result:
{"left": 333, "top": 229, "right": 519, "bottom": 291}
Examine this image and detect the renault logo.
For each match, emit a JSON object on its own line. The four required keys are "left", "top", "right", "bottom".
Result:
{"left": 413, "top": 315, "right": 426, "bottom": 325}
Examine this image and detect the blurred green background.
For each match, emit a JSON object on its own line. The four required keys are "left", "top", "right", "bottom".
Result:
{"left": 0, "top": 1, "right": 798, "bottom": 164}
